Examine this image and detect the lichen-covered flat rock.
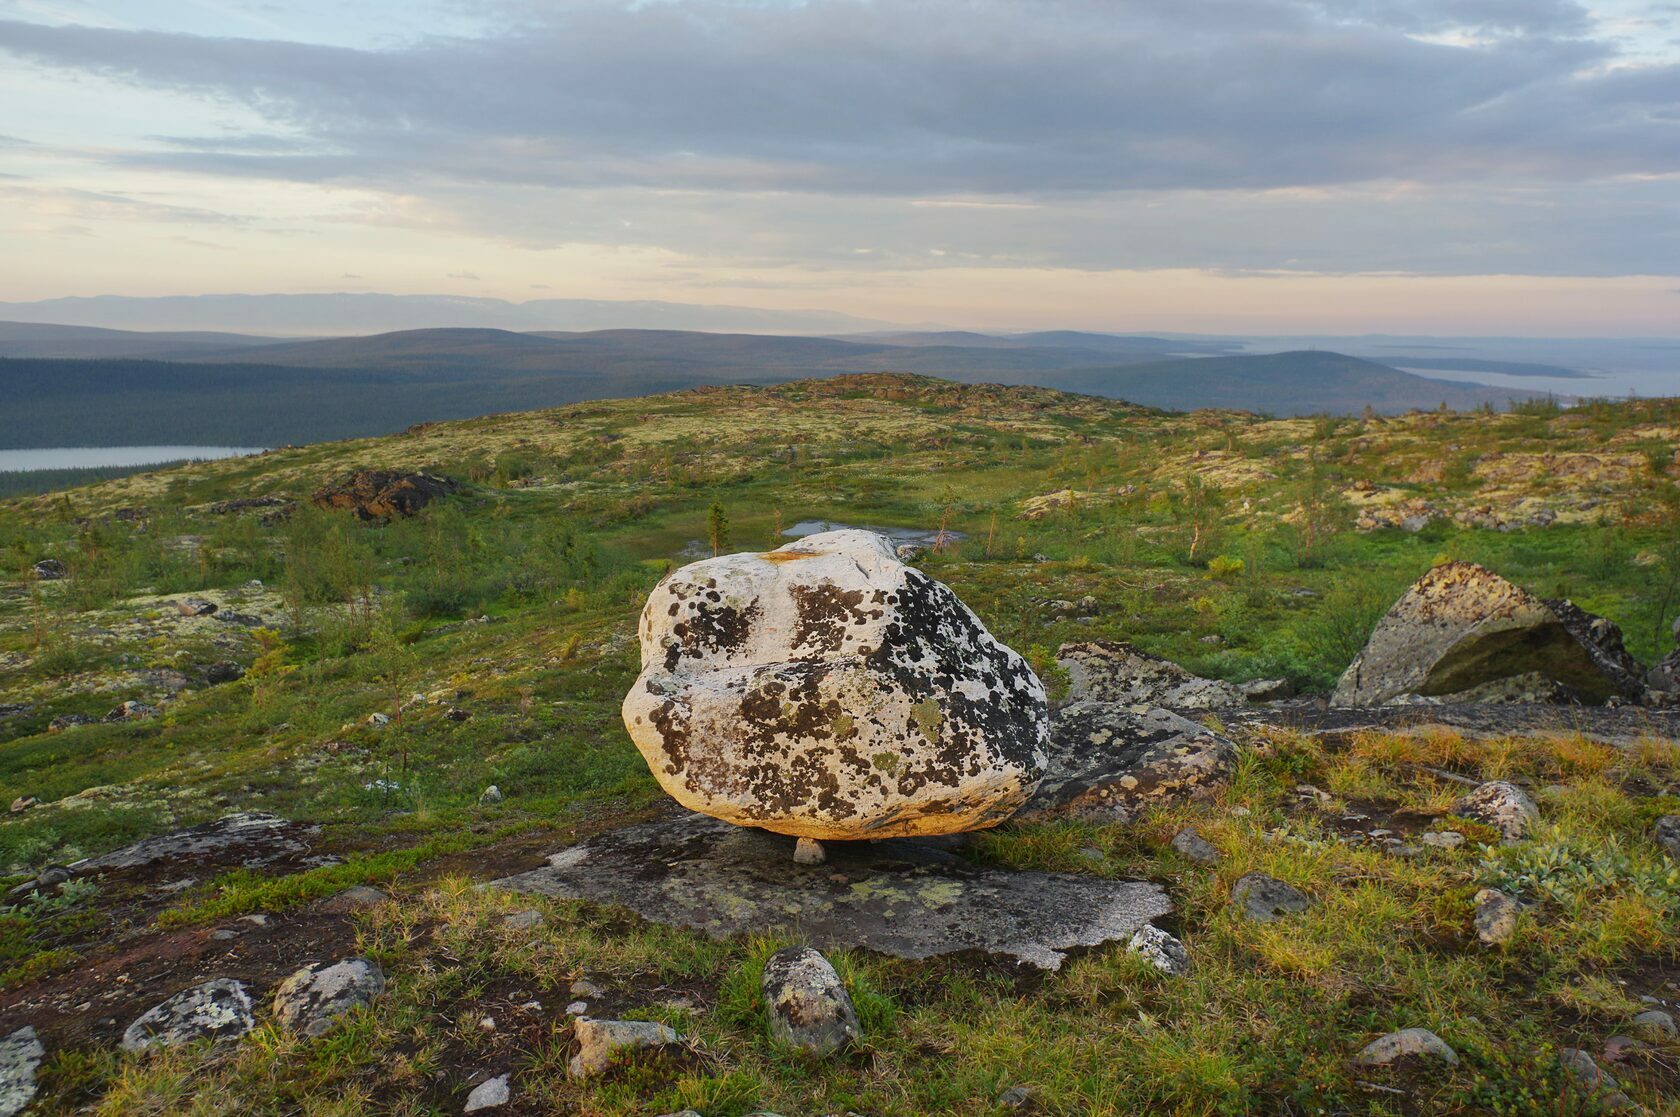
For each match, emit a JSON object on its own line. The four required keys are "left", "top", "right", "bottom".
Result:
{"left": 121, "top": 978, "right": 255, "bottom": 1052}
{"left": 1056, "top": 641, "right": 1245, "bottom": 709}
{"left": 493, "top": 812, "right": 1170, "bottom": 970}
{"left": 622, "top": 529, "right": 1048, "bottom": 839}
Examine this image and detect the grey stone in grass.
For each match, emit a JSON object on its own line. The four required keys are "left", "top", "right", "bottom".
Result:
{"left": 1419, "top": 830, "right": 1465, "bottom": 850}
{"left": 997, "top": 1085, "right": 1032, "bottom": 1108}
{"left": 501, "top": 909, "right": 545, "bottom": 930}
{"left": 1655, "top": 816, "right": 1680, "bottom": 860}
{"left": 567, "top": 1017, "right": 680, "bottom": 1078}
{"left": 1559, "top": 1048, "right": 1642, "bottom": 1112}
{"left": 1126, "top": 924, "right": 1189, "bottom": 975}
{"left": 1473, "top": 889, "right": 1520, "bottom": 946}
{"left": 0, "top": 1027, "right": 45, "bottom": 1117}
{"left": 272, "top": 958, "right": 385, "bottom": 1037}
{"left": 1170, "top": 827, "right": 1221, "bottom": 864}
{"left": 463, "top": 1073, "right": 509, "bottom": 1112}
{"left": 1632, "top": 1009, "right": 1676, "bottom": 1039}
{"left": 1352, "top": 1028, "right": 1459, "bottom": 1067}
{"left": 1456, "top": 781, "right": 1538, "bottom": 842}
{"left": 320, "top": 885, "right": 389, "bottom": 914}
{"left": 1229, "top": 872, "right": 1311, "bottom": 922}
{"left": 761, "top": 946, "right": 861, "bottom": 1055}
{"left": 121, "top": 978, "right": 255, "bottom": 1052}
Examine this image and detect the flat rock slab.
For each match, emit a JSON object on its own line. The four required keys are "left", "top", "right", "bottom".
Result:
{"left": 1223, "top": 701, "right": 1680, "bottom": 747}
{"left": 72, "top": 812, "right": 315, "bottom": 875}
{"left": 492, "top": 813, "right": 1169, "bottom": 970}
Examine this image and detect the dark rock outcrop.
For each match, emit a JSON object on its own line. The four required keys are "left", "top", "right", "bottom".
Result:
{"left": 311, "top": 469, "right": 457, "bottom": 522}
{"left": 1333, "top": 561, "right": 1650, "bottom": 707}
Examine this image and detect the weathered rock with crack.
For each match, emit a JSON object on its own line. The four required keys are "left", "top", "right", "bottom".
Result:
{"left": 1230, "top": 872, "right": 1312, "bottom": 922}
{"left": 1126, "top": 924, "right": 1189, "bottom": 974}
{"left": 311, "top": 469, "right": 457, "bottom": 522}
{"left": 1353, "top": 1028, "right": 1459, "bottom": 1067}
{"left": 273, "top": 958, "right": 385, "bottom": 1037}
{"left": 1456, "top": 781, "right": 1538, "bottom": 842}
{"left": 1171, "top": 827, "right": 1222, "bottom": 864}
{"left": 1056, "top": 641, "right": 1245, "bottom": 709}
{"left": 0, "top": 1027, "right": 44, "bottom": 1117}
{"left": 493, "top": 812, "right": 1170, "bottom": 970}
{"left": 72, "top": 812, "right": 311, "bottom": 874}
{"left": 761, "top": 946, "right": 861, "bottom": 1055}
{"left": 622, "top": 529, "right": 1049, "bottom": 839}
{"left": 568, "top": 1018, "right": 680, "bottom": 1078}
{"left": 1016, "top": 703, "right": 1237, "bottom": 823}
{"left": 121, "top": 978, "right": 255, "bottom": 1052}
{"left": 1332, "top": 561, "right": 1649, "bottom": 707}
{"left": 1474, "top": 888, "right": 1519, "bottom": 946}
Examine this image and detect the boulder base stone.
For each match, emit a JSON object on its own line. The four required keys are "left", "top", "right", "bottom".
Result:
{"left": 623, "top": 530, "right": 1049, "bottom": 839}
{"left": 493, "top": 812, "right": 1170, "bottom": 970}
{"left": 121, "top": 978, "right": 255, "bottom": 1052}
{"left": 1019, "top": 702, "right": 1237, "bottom": 823}
{"left": 1332, "top": 561, "right": 1648, "bottom": 707}
{"left": 761, "top": 947, "right": 861, "bottom": 1054}
{"left": 1056, "top": 641, "right": 1244, "bottom": 709}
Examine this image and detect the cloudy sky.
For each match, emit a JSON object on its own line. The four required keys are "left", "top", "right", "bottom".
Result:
{"left": 2, "top": 0, "right": 1678, "bottom": 334}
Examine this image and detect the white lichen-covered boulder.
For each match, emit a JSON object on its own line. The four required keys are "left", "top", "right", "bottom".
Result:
{"left": 622, "top": 529, "right": 1049, "bottom": 839}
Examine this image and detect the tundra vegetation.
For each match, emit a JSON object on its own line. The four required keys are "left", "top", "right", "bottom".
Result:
{"left": 1, "top": 374, "right": 1678, "bottom": 1114}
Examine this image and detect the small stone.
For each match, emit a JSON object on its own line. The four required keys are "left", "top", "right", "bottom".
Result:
{"left": 1655, "top": 816, "right": 1680, "bottom": 860}
{"left": 1230, "top": 872, "right": 1312, "bottom": 922}
{"left": 366, "top": 712, "right": 390, "bottom": 727}
{"left": 565, "top": 1001, "right": 588, "bottom": 1016}
{"left": 209, "top": 929, "right": 240, "bottom": 941}
{"left": 479, "top": 1016, "right": 496, "bottom": 1033}
{"left": 105, "top": 700, "right": 158, "bottom": 723}
{"left": 1420, "top": 830, "right": 1466, "bottom": 850}
{"left": 501, "top": 909, "right": 545, "bottom": 930}
{"left": 8, "top": 797, "right": 35, "bottom": 814}
{"left": 1352, "top": 1027, "right": 1459, "bottom": 1067}
{"left": 1473, "top": 889, "right": 1519, "bottom": 946}
{"left": 793, "top": 837, "right": 827, "bottom": 865}
{"left": 1126, "top": 924, "right": 1189, "bottom": 975}
{"left": 1559, "top": 1048, "right": 1640, "bottom": 1111}
{"left": 568, "top": 1017, "right": 680, "bottom": 1078}
{"left": 998, "top": 1085, "right": 1032, "bottom": 1108}
{"left": 479, "top": 785, "right": 503, "bottom": 805}
{"left": 1603, "top": 1035, "right": 1646, "bottom": 1064}
{"left": 174, "top": 597, "right": 218, "bottom": 617}
{"left": 447, "top": 707, "right": 473, "bottom": 722}
{"left": 761, "top": 946, "right": 861, "bottom": 1055}
{"left": 0, "top": 1026, "right": 45, "bottom": 1117}
{"left": 122, "top": 979, "right": 256, "bottom": 1052}
{"left": 1295, "top": 784, "right": 1332, "bottom": 803}
{"left": 569, "top": 978, "right": 603, "bottom": 999}
{"left": 320, "top": 885, "right": 390, "bottom": 914}
{"left": 1456, "top": 781, "right": 1538, "bottom": 842}
{"left": 463, "top": 1073, "right": 509, "bottom": 1112}
{"left": 31, "top": 558, "right": 65, "bottom": 581}
{"left": 1632, "top": 1009, "right": 1677, "bottom": 1038}
{"left": 204, "top": 661, "right": 245, "bottom": 685}
{"left": 272, "top": 958, "right": 385, "bottom": 1037}
{"left": 1242, "top": 677, "right": 1294, "bottom": 702}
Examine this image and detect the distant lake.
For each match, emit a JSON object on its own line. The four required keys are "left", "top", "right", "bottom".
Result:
{"left": 0, "top": 446, "right": 267, "bottom": 472}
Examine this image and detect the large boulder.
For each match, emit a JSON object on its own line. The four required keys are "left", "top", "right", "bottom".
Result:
{"left": 1332, "top": 562, "right": 1647, "bottom": 707}
{"left": 622, "top": 529, "right": 1048, "bottom": 839}
{"left": 311, "top": 469, "right": 457, "bottom": 522}
{"left": 1056, "top": 641, "right": 1245, "bottom": 709}
{"left": 1018, "top": 702, "right": 1237, "bottom": 823}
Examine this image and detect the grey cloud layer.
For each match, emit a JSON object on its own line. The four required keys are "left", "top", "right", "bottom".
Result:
{"left": 1, "top": 1, "right": 1677, "bottom": 276}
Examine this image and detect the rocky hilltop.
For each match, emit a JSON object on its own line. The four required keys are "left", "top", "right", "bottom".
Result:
{"left": 1, "top": 374, "right": 1678, "bottom": 1114}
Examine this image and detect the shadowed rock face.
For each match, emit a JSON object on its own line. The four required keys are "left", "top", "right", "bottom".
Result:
{"left": 1332, "top": 561, "right": 1647, "bottom": 707}
{"left": 310, "top": 469, "right": 457, "bottom": 522}
{"left": 492, "top": 812, "right": 1170, "bottom": 971}
{"left": 622, "top": 530, "right": 1048, "bottom": 839}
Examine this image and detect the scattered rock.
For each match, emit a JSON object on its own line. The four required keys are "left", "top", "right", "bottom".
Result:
{"left": 568, "top": 1017, "right": 681, "bottom": 1078}
{"left": 1126, "top": 924, "right": 1189, "bottom": 975}
{"left": 0, "top": 1026, "right": 44, "bottom": 1117}
{"left": 569, "top": 978, "right": 603, "bottom": 999}
{"left": 366, "top": 712, "right": 391, "bottom": 727}
{"left": 1419, "top": 830, "right": 1466, "bottom": 850}
{"left": 206, "top": 495, "right": 294, "bottom": 516}
{"left": 48, "top": 713, "right": 96, "bottom": 732}
{"left": 1558, "top": 1047, "right": 1641, "bottom": 1112}
{"left": 1170, "top": 827, "right": 1221, "bottom": 864}
{"left": 446, "top": 707, "right": 473, "bottom": 722}
{"left": 1230, "top": 872, "right": 1312, "bottom": 922}
{"left": 1332, "top": 561, "right": 1648, "bottom": 707}
{"left": 479, "top": 785, "right": 503, "bottom": 805}
{"left": 273, "top": 959, "right": 385, "bottom": 1037}
{"left": 1456, "top": 781, "right": 1538, "bottom": 842}
{"left": 8, "top": 797, "right": 35, "bottom": 814}
{"left": 104, "top": 700, "right": 158, "bottom": 722}
{"left": 1655, "top": 816, "right": 1680, "bottom": 860}
{"left": 1632, "top": 1009, "right": 1676, "bottom": 1039}
{"left": 1055, "top": 641, "right": 1245, "bottom": 709}
{"left": 174, "top": 597, "right": 218, "bottom": 617}
{"left": 311, "top": 469, "right": 458, "bottom": 522}
{"left": 463, "top": 1074, "right": 510, "bottom": 1112}
{"left": 1603, "top": 1035, "right": 1646, "bottom": 1064}
{"left": 1352, "top": 1028, "right": 1459, "bottom": 1067}
{"left": 502, "top": 909, "right": 545, "bottom": 930}
{"left": 203, "top": 661, "right": 245, "bottom": 685}
{"left": 997, "top": 1085, "right": 1032, "bottom": 1108}
{"left": 74, "top": 812, "right": 310, "bottom": 874}
{"left": 1473, "top": 889, "right": 1519, "bottom": 946}
{"left": 793, "top": 837, "right": 827, "bottom": 865}
{"left": 1242, "top": 677, "right": 1294, "bottom": 703}
{"left": 495, "top": 813, "right": 1170, "bottom": 970}
{"left": 320, "top": 885, "right": 390, "bottom": 914}
{"left": 621, "top": 529, "right": 1049, "bottom": 839}
{"left": 121, "top": 978, "right": 256, "bottom": 1052}
{"left": 1019, "top": 703, "right": 1236, "bottom": 823}
{"left": 30, "top": 558, "right": 65, "bottom": 581}
{"left": 761, "top": 946, "right": 862, "bottom": 1055}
